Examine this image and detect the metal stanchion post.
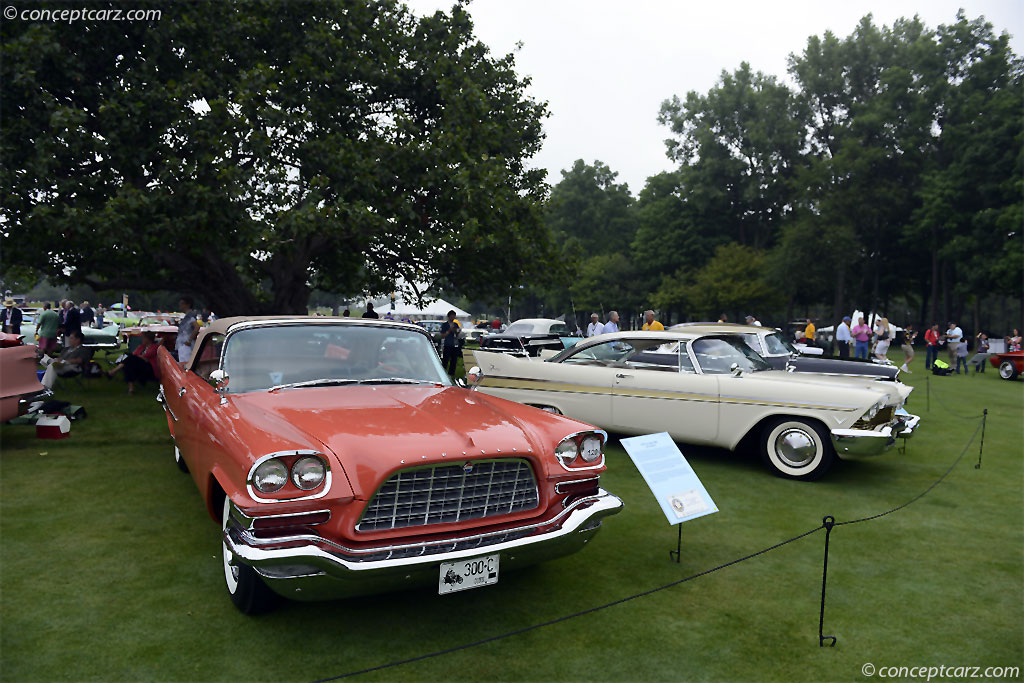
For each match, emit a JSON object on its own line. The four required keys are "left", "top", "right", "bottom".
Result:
{"left": 975, "top": 408, "right": 988, "bottom": 469}
{"left": 818, "top": 516, "right": 837, "bottom": 647}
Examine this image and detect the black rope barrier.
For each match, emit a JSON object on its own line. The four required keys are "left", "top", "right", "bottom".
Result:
{"left": 816, "top": 415, "right": 985, "bottom": 646}
{"left": 311, "top": 524, "right": 826, "bottom": 682}
{"left": 315, "top": 413, "right": 988, "bottom": 678}
{"left": 925, "top": 375, "right": 987, "bottom": 420}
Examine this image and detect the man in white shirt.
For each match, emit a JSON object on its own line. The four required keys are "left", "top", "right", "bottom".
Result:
{"left": 835, "top": 316, "right": 852, "bottom": 358}
{"left": 944, "top": 321, "right": 963, "bottom": 367}
{"left": 586, "top": 313, "right": 605, "bottom": 337}
{"left": 745, "top": 315, "right": 762, "bottom": 327}
{"left": 604, "top": 311, "right": 620, "bottom": 333}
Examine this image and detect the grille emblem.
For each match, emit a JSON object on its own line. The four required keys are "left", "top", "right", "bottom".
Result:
{"left": 463, "top": 461, "right": 474, "bottom": 474}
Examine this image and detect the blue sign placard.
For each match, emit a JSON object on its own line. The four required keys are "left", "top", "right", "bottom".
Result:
{"left": 621, "top": 432, "right": 718, "bottom": 525}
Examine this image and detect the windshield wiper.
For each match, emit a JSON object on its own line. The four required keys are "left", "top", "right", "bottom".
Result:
{"left": 357, "top": 377, "right": 439, "bottom": 385}
{"left": 268, "top": 378, "right": 359, "bottom": 392}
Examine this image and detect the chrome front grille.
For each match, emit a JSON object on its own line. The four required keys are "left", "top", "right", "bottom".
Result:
{"left": 357, "top": 458, "right": 540, "bottom": 532}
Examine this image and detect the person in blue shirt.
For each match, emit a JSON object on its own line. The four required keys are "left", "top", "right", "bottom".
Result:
{"left": 603, "top": 311, "right": 620, "bottom": 333}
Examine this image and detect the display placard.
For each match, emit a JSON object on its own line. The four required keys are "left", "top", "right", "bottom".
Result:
{"left": 621, "top": 432, "right": 718, "bottom": 525}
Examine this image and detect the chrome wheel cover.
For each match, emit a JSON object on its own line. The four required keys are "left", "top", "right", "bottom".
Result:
{"left": 999, "top": 362, "right": 1014, "bottom": 379}
{"left": 222, "top": 499, "right": 240, "bottom": 593}
{"left": 775, "top": 428, "right": 818, "bottom": 468}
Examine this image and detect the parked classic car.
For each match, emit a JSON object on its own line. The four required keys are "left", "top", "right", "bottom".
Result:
{"left": 672, "top": 323, "right": 900, "bottom": 381}
{"left": 122, "top": 314, "right": 181, "bottom": 352}
{"left": 989, "top": 350, "right": 1024, "bottom": 380}
{"left": 19, "top": 311, "right": 121, "bottom": 350}
{"left": 0, "top": 341, "right": 46, "bottom": 422}
{"left": 469, "top": 329, "right": 920, "bottom": 481}
{"left": 478, "top": 318, "right": 575, "bottom": 357}
{"left": 157, "top": 317, "right": 622, "bottom": 614}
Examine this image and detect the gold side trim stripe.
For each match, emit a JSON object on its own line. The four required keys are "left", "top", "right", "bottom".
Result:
{"left": 479, "top": 376, "right": 859, "bottom": 412}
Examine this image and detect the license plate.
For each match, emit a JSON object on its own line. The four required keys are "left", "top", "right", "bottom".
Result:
{"left": 438, "top": 553, "right": 500, "bottom": 595}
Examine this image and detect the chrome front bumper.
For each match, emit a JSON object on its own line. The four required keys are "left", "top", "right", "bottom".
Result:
{"left": 224, "top": 489, "right": 623, "bottom": 601}
{"left": 831, "top": 412, "right": 921, "bottom": 456}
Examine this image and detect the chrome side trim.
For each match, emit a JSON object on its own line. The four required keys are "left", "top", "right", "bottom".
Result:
{"left": 246, "top": 451, "right": 333, "bottom": 503}
{"left": 156, "top": 386, "right": 178, "bottom": 422}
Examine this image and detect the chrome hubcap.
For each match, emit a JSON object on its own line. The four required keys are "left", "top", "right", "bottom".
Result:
{"left": 999, "top": 363, "right": 1013, "bottom": 379}
{"left": 776, "top": 428, "right": 817, "bottom": 468}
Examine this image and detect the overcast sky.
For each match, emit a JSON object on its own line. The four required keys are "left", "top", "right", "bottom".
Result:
{"left": 403, "top": 0, "right": 1023, "bottom": 195}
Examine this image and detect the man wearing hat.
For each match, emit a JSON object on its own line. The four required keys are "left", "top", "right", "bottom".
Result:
{"left": 835, "top": 315, "right": 852, "bottom": 358}
{"left": 2, "top": 298, "right": 23, "bottom": 335}
{"left": 745, "top": 315, "right": 761, "bottom": 327}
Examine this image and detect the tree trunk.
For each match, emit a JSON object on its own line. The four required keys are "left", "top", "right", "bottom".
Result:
{"left": 833, "top": 264, "right": 846, "bottom": 322}
{"left": 927, "top": 230, "right": 939, "bottom": 326}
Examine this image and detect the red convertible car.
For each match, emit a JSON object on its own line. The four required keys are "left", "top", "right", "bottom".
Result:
{"left": 157, "top": 317, "right": 622, "bottom": 614}
{"left": 990, "top": 350, "right": 1024, "bottom": 380}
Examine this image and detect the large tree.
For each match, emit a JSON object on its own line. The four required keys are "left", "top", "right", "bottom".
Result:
{"left": 1, "top": 1, "right": 556, "bottom": 314}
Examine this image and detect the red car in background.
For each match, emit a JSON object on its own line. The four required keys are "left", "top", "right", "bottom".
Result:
{"left": 990, "top": 350, "right": 1024, "bottom": 380}
{"left": 157, "top": 316, "right": 622, "bottom": 614}
{"left": 0, "top": 335, "right": 46, "bottom": 422}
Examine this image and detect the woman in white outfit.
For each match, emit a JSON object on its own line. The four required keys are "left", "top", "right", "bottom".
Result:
{"left": 873, "top": 317, "right": 891, "bottom": 360}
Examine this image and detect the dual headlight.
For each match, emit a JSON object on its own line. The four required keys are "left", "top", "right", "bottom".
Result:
{"left": 555, "top": 433, "right": 604, "bottom": 468}
{"left": 252, "top": 454, "right": 328, "bottom": 493}
{"left": 864, "top": 398, "right": 887, "bottom": 421}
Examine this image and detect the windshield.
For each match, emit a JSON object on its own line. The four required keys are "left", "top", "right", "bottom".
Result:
{"left": 765, "top": 331, "right": 798, "bottom": 355}
{"left": 504, "top": 322, "right": 537, "bottom": 334}
{"left": 221, "top": 324, "right": 451, "bottom": 393}
{"left": 691, "top": 337, "right": 773, "bottom": 374}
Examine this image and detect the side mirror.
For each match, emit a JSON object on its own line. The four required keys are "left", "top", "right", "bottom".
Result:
{"left": 730, "top": 363, "right": 743, "bottom": 378}
{"left": 466, "top": 366, "right": 482, "bottom": 385}
{"left": 209, "top": 369, "right": 229, "bottom": 394}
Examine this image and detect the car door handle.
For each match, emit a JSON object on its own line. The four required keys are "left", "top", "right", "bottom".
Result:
{"left": 615, "top": 373, "right": 632, "bottom": 379}
{"left": 178, "top": 387, "right": 186, "bottom": 397}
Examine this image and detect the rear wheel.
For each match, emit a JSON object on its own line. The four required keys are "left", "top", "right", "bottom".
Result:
{"left": 760, "top": 418, "right": 835, "bottom": 481}
{"left": 999, "top": 360, "right": 1019, "bottom": 380}
{"left": 222, "top": 497, "right": 276, "bottom": 615}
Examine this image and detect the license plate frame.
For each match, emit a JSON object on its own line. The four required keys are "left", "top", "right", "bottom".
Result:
{"left": 438, "top": 553, "right": 500, "bottom": 595}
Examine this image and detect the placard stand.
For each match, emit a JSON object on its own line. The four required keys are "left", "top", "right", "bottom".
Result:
{"left": 669, "top": 524, "right": 682, "bottom": 563}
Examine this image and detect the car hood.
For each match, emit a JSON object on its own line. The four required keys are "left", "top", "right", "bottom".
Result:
{"left": 230, "top": 385, "right": 543, "bottom": 498}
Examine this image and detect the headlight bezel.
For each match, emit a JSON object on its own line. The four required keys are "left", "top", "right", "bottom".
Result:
{"left": 554, "top": 430, "right": 607, "bottom": 471}
{"left": 246, "top": 450, "right": 332, "bottom": 503}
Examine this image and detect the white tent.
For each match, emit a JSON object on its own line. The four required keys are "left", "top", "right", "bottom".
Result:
{"left": 366, "top": 295, "right": 471, "bottom": 323}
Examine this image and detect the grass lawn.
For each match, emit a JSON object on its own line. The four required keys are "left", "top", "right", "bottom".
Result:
{"left": 1, "top": 353, "right": 1021, "bottom": 681}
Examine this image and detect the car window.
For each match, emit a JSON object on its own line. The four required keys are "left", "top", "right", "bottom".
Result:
{"left": 222, "top": 324, "right": 451, "bottom": 393}
{"left": 548, "top": 323, "right": 568, "bottom": 335}
{"left": 505, "top": 322, "right": 534, "bottom": 334}
{"left": 763, "top": 332, "right": 792, "bottom": 355}
{"left": 192, "top": 333, "right": 226, "bottom": 381}
{"left": 691, "top": 337, "right": 773, "bottom": 374}
{"left": 740, "top": 333, "right": 763, "bottom": 354}
{"left": 562, "top": 337, "right": 692, "bottom": 372}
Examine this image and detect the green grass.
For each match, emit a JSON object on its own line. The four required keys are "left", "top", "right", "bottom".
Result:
{"left": 2, "top": 355, "right": 1021, "bottom": 681}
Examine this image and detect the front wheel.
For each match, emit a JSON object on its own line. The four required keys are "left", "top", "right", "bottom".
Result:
{"left": 998, "top": 360, "right": 1019, "bottom": 380}
{"left": 222, "top": 497, "right": 276, "bottom": 615}
{"left": 174, "top": 445, "right": 188, "bottom": 473}
{"left": 760, "top": 418, "right": 835, "bottom": 481}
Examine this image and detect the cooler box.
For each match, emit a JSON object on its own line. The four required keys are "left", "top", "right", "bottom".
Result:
{"left": 37, "top": 414, "right": 71, "bottom": 439}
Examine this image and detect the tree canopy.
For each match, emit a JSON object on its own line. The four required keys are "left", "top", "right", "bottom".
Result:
{"left": 1, "top": 0, "right": 557, "bottom": 314}
{"left": 529, "top": 11, "right": 1020, "bottom": 333}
